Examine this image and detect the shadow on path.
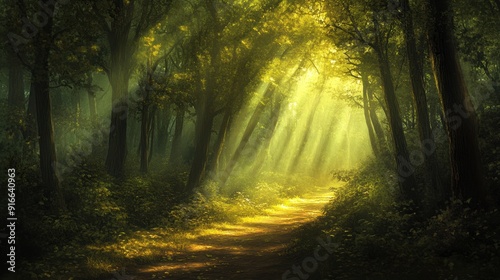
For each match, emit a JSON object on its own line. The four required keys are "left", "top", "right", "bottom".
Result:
{"left": 130, "top": 187, "right": 334, "bottom": 280}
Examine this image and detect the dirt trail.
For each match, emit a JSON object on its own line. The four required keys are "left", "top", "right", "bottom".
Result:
{"left": 131, "top": 186, "right": 334, "bottom": 280}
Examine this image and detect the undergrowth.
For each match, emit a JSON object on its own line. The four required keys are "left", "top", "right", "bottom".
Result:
{"left": 288, "top": 157, "right": 500, "bottom": 280}
{"left": 13, "top": 153, "right": 315, "bottom": 279}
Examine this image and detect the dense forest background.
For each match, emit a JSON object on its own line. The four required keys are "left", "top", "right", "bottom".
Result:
{"left": 0, "top": 0, "right": 499, "bottom": 279}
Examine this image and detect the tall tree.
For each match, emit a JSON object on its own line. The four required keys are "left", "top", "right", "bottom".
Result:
{"left": 427, "top": 0, "right": 487, "bottom": 205}
{"left": 169, "top": 107, "right": 185, "bottom": 164}
{"left": 400, "top": 0, "right": 442, "bottom": 200}
{"left": 218, "top": 84, "right": 276, "bottom": 184}
{"left": 210, "top": 33, "right": 284, "bottom": 177}
{"left": 362, "top": 72, "right": 379, "bottom": 156}
{"left": 139, "top": 57, "right": 154, "bottom": 174}
{"left": 186, "top": 8, "right": 219, "bottom": 190}
{"left": 32, "top": 0, "right": 67, "bottom": 213}
{"left": 186, "top": 0, "right": 284, "bottom": 190}
{"left": 324, "top": 0, "right": 419, "bottom": 204}
{"left": 156, "top": 106, "right": 172, "bottom": 158}
{"left": 373, "top": 15, "right": 418, "bottom": 202}
{"left": 83, "top": 0, "right": 174, "bottom": 177}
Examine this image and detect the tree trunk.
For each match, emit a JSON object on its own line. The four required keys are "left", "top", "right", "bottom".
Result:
{"left": 210, "top": 108, "right": 233, "bottom": 172}
{"left": 362, "top": 74, "right": 379, "bottom": 156}
{"left": 169, "top": 107, "right": 185, "bottom": 164}
{"left": 140, "top": 60, "right": 153, "bottom": 174}
{"left": 105, "top": 39, "right": 130, "bottom": 177}
{"left": 148, "top": 106, "right": 156, "bottom": 163}
{"left": 86, "top": 74, "right": 97, "bottom": 124}
{"left": 373, "top": 21, "right": 419, "bottom": 204}
{"left": 33, "top": 9, "right": 66, "bottom": 213}
{"left": 156, "top": 106, "right": 171, "bottom": 157}
{"left": 140, "top": 102, "right": 150, "bottom": 173}
{"left": 429, "top": 88, "right": 440, "bottom": 131}
{"left": 368, "top": 89, "right": 385, "bottom": 147}
{"left": 187, "top": 104, "right": 214, "bottom": 191}
{"left": 219, "top": 86, "right": 274, "bottom": 184}
{"left": 251, "top": 93, "right": 283, "bottom": 175}
{"left": 105, "top": 89, "right": 128, "bottom": 177}
{"left": 401, "top": 0, "right": 443, "bottom": 201}
{"left": 105, "top": 18, "right": 133, "bottom": 177}
{"left": 427, "top": 0, "right": 487, "bottom": 206}
{"left": 186, "top": 3, "right": 222, "bottom": 190}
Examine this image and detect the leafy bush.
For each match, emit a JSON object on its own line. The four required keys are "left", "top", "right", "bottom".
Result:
{"left": 116, "top": 176, "right": 176, "bottom": 227}
{"left": 168, "top": 192, "right": 221, "bottom": 229}
{"left": 290, "top": 157, "right": 500, "bottom": 280}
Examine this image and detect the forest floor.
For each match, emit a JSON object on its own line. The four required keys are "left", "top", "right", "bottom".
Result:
{"left": 126, "top": 185, "right": 334, "bottom": 280}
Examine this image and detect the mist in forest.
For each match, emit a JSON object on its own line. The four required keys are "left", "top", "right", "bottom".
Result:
{"left": 1, "top": 0, "right": 499, "bottom": 279}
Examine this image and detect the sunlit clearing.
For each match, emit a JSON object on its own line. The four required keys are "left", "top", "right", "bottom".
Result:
{"left": 218, "top": 64, "right": 372, "bottom": 187}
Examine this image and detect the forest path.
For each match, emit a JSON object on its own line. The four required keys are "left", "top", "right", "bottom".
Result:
{"left": 129, "top": 185, "right": 334, "bottom": 280}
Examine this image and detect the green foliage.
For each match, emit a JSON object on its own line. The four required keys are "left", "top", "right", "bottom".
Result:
{"left": 480, "top": 105, "right": 500, "bottom": 199}
{"left": 290, "top": 157, "right": 500, "bottom": 280}
{"left": 15, "top": 156, "right": 182, "bottom": 278}
{"left": 116, "top": 176, "right": 175, "bottom": 228}
{"left": 17, "top": 154, "right": 302, "bottom": 279}
{"left": 168, "top": 192, "right": 224, "bottom": 229}
{"left": 223, "top": 171, "right": 318, "bottom": 205}
{"left": 330, "top": 169, "right": 357, "bottom": 182}
{"left": 167, "top": 178, "right": 288, "bottom": 229}
{"left": 61, "top": 160, "right": 126, "bottom": 243}
{"left": 0, "top": 101, "right": 28, "bottom": 168}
